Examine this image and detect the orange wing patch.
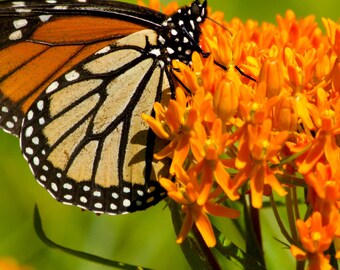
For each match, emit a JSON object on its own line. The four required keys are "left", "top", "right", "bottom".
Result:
{"left": 0, "top": 16, "right": 147, "bottom": 135}
{"left": 32, "top": 16, "right": 146, "bottom": 44}
{"left": 0, "top": 42, "right": 48, "bottom": 78}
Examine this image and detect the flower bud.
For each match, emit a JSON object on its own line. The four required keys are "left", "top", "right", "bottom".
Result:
{"left": 275, "top": 96, "right": 298, "bottom": 131}
{"left": 258, "top": 58, "right": 284, "bottom": 98}
{"left": 213, "top": 79, "right": 239, "bottom": 122}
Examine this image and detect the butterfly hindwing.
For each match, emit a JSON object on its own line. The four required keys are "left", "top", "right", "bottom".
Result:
{"left": 20, "top": 30, "right": 171, "bottom": 214}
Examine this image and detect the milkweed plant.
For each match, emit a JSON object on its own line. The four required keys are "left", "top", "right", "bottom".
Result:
{"left": 141, "top": 0, "right": 340, "bottom": 269}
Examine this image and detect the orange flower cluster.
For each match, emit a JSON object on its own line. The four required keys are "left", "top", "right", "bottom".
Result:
{"left": 142, "top": 0, "right": 340, "bottom": 267}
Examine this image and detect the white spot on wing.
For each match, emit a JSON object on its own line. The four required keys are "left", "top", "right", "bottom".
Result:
{"left": 123, "top": 199, "right": 131, "bottom": 207}
{"left": 25, "top": 126, "right": 33, "bottom": 137}
{"left": 167, "top": 47, "right": 175, "bottom": 54}
{"left": 171, "top": 29, "right": 178, "bottom": 36}
{"left": 190, "top": 20, "right": 195, "bottom": 30}
{"left": 93, "top": 191, "right": 101, "bottom": 197}
{"left": 37, "top": 100, "right": 44, "bottom": 111}
{"left": 65, "top": 70, "right": 80, "bottom": 81}
{"left": 94, "top": 202, "right": 103, "bottom": 209}
{"left": 39, "top": 15, "right": 52, "bottom": 22}
{"left": 95, "top": 46, "right": 110, "bottom": 55}
{"left": 5, "top": 121, "right": 14, "bottom": 129}
{"left": 150, "top": 48, "right": 161, "bottom": 56}
{"left": 63, "top": 183, "right": 72, "bottom": 190}
{"left": 9, "top": 30, "right": 22, "bottom": 41}
{"left": 33, "top": 156, "right": 40, "bottom": 166}
{"left": 53, "top": 5, "right": 68, "bottom": 9}
{"left": 13, "top": 19, "right": 28, "bottom": 29}
{"left": 51, "top": 182, "right": 58, "bottom": 192}
{"left": 25, "top": 147, "right": 33, "bottom": 155}
{"left": 27, "top": 110, "right": 33, "bottom": 120}
{"left": 46, "top": 81, "right": 59, "bottom": 93}
{"left": 39, "top": 117, "right": 45, "bottom": 125}
{"left": 64, "top": 194, "right": 72, "bottom": 200}
{"left": 158, "top": 35, "right": 165, "bottom": 44}
{"left": 15, "top": 8, "right": 31, "bottom": 13}
{"left": 32, "top": 137, "right": 39, "bottom": 145}
{"left": 12, "top": 1, "right": 26, "bottom": 6}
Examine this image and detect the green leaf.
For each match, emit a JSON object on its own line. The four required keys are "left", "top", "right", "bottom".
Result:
{"left": 33, "top": 205, "right": 152, "bottom": 270}
{"left": 213, "top": 225, "right": 266, "bottom": 270}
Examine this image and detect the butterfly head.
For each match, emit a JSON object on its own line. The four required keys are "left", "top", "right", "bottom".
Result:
{"left": 158, "top": 0, "right": 208, "bottom": 64}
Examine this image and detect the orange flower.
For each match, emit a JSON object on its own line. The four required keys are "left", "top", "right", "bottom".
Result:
{"left": 304, "top": 163, "right": 340, "bottom": 237}
{"left": 142, "top": 87, "right": 196, "bottom": 175}
{"left": 257, "top": 46, "right": 284, "bottom": 98}
{"left": 160, "top": 165, "right": 240, "bottom": 247}
{"left": 213, "top": 77, "right": 239, "bottom": 123}
{"left": 190, "top": 118, "right": 238, "bottom": 202}
{"left": 232, "top": 119, "right": 288, "bottom": 208}
{"left": 299, "top": 91, "right": 340, "bottom": 174}
{"left": 291, "top": 212, "right": 336, "bottom": 270}
{"left": 274, "top": 95, "right": 298, "bottom": 132}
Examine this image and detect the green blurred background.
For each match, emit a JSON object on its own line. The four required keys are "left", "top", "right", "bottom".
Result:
{"left": 0, "top": 1, "right": 338, "bottom": 270}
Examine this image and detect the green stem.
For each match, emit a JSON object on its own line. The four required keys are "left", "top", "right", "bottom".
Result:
{"left": 270, "top": 193, "right": 294, "bottom": 244}
{"left": 249, "top": 201, "right": 263, "bottom": 251}
{"left": 242, "top": 192, "right": 265, "bottom": 267}
{"left": 296, "top": 260, "right": 305, "bottom": 270}
{"left": 286, "top": 188, "right": 299, "bottom": 242}
{"left": 327, "top": 242, "right": 339, "bottom": 269}
{"left": 192, "top": 224, "right": 221, "bottom": 270}
{"left": 292, "top": 187, "right": 300, "bottom": 220}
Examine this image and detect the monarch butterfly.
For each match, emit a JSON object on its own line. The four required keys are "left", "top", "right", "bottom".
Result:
{"left": 0, "top": 0, "right": 208, "bottom": 215}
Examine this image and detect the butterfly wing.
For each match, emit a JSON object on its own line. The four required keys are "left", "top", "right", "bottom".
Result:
{"left": 0, "top": 0, "right": 208, "bottom": 214}
{"left": 0, "top": 1, "right": 170, "bottom": 214}
{"left": 0, "top": 0, "right": 165, "bottom": 135}
{"left": 20, "top": 29, "right": 171, "bottom": 214}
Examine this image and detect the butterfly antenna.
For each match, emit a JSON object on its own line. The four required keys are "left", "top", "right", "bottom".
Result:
{"left": 206, "top": 17, "right": 233, "bottom": 36}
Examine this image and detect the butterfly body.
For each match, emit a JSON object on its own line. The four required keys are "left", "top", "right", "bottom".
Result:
{"left": 0, "top": 0, "right": 207, "bottom": 214}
